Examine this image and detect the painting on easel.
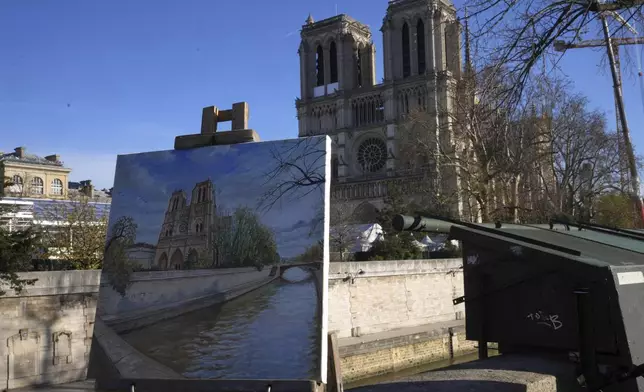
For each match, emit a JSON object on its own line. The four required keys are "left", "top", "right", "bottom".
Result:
{"left": 93, "top": 136, "right": 331, "bottom": 383}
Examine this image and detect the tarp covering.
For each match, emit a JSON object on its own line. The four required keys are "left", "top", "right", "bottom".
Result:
{"left": 330, "top": 223, "right": 384, "bottom": 253}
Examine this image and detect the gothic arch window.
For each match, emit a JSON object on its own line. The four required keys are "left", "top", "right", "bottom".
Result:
{"left": 417, "top": 19, "right": 426, "bottom": 74}
{"left": 330, "top": 41, "right": 338, "bottom": 83}
{"left": 331, "top": 157, "right": 339, "bottom": 180}
{"left": 194, "top": 219, "right": 204, "bottom": 233}
{"left": 51, "top": 179, "right": 63, "bottom": 195}
{"left": 357, "top": 138, "right": 387, "bottom": 173}
{"left": 402, "top": 22, "right": 411, "bottom": 78}
{"left": 316, "top": 45, "right": 325, "bottom": 87}
{"left": 30, "top": 177, "right": 44, "bottom": 195}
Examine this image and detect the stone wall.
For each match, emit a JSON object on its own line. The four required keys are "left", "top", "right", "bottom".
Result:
{"left": 329, "top": 259, "right": 464, "bottom": 338}
{"left": 0, "top": 270, "right": 101, "bottom": 390}
{"left": 340, "top": 324, "right": 477, "bottom": 383}
{"left": 98, "top": 267, "right": 275, "bottom": 332}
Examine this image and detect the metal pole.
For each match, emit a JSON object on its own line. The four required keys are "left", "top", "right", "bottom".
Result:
{"left": 601, "top": 14, "right": 644, "bottom": 226}
{"left": 429, "top": 5, "right": 441, "bottom": 191}
{"left": 612, "top": 44, "right": 628, "bottom": 193}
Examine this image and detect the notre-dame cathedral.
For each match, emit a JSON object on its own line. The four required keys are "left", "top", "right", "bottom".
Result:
{"left": 154, "top": 179, "right": 232, "bottom": 269}
{"left": 296, "top": 0, "right": 463, "bottom": 223}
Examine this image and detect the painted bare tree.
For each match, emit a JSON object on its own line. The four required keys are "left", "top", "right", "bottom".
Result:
{"left": 259, "top": 137, "right": 327, "bottom": 212}
{"left": 102, "top": 216, "right": 137, "bottom": 296}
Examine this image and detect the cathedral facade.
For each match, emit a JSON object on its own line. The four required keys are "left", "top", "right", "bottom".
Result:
{"left": 296, "top": 0, "right": 463, "bottom": 222}
{"left": 154, "top": 179, "right": 226, "bottom": 269}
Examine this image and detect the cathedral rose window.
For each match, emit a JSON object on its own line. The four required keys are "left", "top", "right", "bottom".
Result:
{"left": 357, "top": 138, "right": 387, "bottom": 173}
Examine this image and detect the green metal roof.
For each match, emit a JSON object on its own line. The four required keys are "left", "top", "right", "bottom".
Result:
{"left": 485, "top": 223, "right": 644, "bottom": 266}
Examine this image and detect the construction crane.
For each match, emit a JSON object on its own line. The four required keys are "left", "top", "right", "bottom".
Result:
{"left": 554, "top": 11, "right": 644, "bottom": 226}
{"left": 554, "top": 37, "right": 644, "bottom": 192}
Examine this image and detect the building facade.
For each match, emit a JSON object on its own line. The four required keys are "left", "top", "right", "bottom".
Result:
{"left": 296, "top": 0, "right": 462, "bottom": 222}
{"left": 153, "top": 179, "right": 231, "bottom": 270}
{"left": 1, "top": 147, "right": 72, "bottom": 199}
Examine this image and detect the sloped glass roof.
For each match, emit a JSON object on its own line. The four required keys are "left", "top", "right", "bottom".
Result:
{"left": 31, "top": 199, "right": 111, "bottom": 221}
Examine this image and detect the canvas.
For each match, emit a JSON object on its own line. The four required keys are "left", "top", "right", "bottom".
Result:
{"left": 92, "top": 136, "right": 331, "bottom": 384}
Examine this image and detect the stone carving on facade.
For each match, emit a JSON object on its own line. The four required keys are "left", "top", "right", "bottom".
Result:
{"left": 7, "top": 329, "right": 41, "bottom": 387}
{"left": 52, "top": 331, "right": 73, "bottom": 365}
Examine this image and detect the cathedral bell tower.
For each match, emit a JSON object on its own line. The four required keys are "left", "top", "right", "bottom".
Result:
{"left": 297, "top": 14, "right": 376, "bottom": 137}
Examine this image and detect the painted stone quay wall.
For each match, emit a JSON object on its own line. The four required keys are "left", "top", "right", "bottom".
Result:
{"left": 328, "top": 259, "right": 464, "bottom": 338}
{"left": 0, "top": 270, "right": 101, "bottom": 390}
{"left": 98, "top": 267, "right": 275, "bottom": 332}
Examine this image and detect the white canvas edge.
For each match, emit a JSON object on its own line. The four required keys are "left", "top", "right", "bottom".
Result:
{"left": 319, "top": 135, "right": 332, "bottom": 384}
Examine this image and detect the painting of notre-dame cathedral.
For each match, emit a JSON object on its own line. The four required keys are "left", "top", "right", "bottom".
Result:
{"left": 154, "top": 179, "right": 232, "bottom": 269}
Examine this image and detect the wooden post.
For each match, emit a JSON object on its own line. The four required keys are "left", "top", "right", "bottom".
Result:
{"left": 175, "top": 102, "right": 260, "bottom": 150}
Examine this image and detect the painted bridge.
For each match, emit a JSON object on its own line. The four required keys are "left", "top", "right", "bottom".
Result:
{"left": 278, "top": 262, "right": 322, "bottom": 276}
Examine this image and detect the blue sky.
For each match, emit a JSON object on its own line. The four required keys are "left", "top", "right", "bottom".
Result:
{"left": 2, "top": 0, "right": 644, "bottom": 190}
{"left": 107, "top": 137, "right": 327, "bottom": 259}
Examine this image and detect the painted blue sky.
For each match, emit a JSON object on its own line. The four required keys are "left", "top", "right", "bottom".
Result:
{"left": 2, "top": 0, "right": 644, "bottom": 191}
{"left": 107, "top": 136, "right": 328, "bottom": 259}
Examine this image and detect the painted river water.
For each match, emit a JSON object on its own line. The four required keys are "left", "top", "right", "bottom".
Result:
{"left": 122, "top": 268, "right": 320, "bottom": 380}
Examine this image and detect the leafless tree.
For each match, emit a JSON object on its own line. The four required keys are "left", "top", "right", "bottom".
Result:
{"left": 462, "top": 0, "right": 644, "bottom": 101}
{"left": 547, "top": 92, "right": 625, "bottom": 217}
{"left": 401, "top": 63, "right": 526, "bottom": 222}
{"left": 329, "top": 200, "right": 359, "bottom": 262}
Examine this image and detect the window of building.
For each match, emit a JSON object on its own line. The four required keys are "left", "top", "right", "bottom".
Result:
{"left": 417, "top": 19, "right": 426, "bottom": 74}
{"left": 402, "top": 22, "right": 411, "bottom": 78}
{"left": 357, "top": 138, "right": 388, "bottom": 173}
{"left": 316, "top": 45, "right": 325, "bottom": 87}
{"left": 51, "top": 179, "right": 63, "bottom": 195}
{"left": 10, "top": 175, "right": 23, "bottom": 193}
{"left": 330, "top": 41, "right": 338, "bottom": 83}
{"left": 30, "top": 177, "right": 44, "bottom": 195}
{"left": 332, "top": 157, "right": 339, "bottom": 179}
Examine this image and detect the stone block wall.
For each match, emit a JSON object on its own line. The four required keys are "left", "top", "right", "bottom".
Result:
{"left": 329, "top": 259, "right": 464, "bottom": 338}
{"left": 339, "top": 325, "right": 477, "bottom": 383}
{"left": 0, "top": 270, "right": 101, "bottom": 390}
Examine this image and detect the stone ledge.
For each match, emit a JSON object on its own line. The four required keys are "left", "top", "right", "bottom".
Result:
{"left": 329, "top": 259, "right": 462, "bottom": 280}
{"left": 92, "top": 318, "right": 183, "bottom": 380}
{"left": 351, "top": 354, "right": 582, "bottom": 392}
{"left": 339, "top": 321, "right": 464, "bottom": 357}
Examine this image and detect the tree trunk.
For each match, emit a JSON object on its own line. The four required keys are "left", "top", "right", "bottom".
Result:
{"left": 511, "top": 174, "right": 521, "bottom": 223}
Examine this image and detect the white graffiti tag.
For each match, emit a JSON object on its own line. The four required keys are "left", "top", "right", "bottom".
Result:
{"left": 527, "top": 311, "right": 563, "bottom": 330}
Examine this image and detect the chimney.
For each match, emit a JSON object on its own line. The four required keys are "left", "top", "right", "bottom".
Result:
{"left": 81, "top": 180, "right": 94, "bottom": 198}
{"left": 14, "top": 147, "right": 25, "bottom": 158}
{"left": 45, "top": 154, "right": 60, "bottom": 163}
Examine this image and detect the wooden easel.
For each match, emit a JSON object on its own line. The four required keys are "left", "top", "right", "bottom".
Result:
{"left": 160, "top": 103, "right": 343, "bottom": 392}
{"left": 174, "top": 102, "right": 260, "bottom": 150}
